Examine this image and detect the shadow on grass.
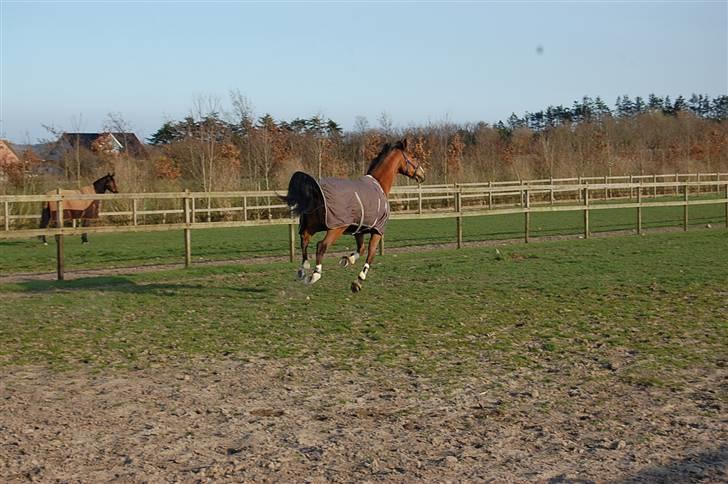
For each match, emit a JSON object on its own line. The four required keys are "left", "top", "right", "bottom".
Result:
{"left": 14, "top": 276, "right": 269, "bottom": 296}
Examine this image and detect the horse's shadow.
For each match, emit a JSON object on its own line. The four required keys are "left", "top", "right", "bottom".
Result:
{"left": 14, "top": 276, "right": 268, "bottom": 297}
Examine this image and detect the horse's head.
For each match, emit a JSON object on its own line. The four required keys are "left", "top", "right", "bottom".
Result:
{"left": 395, "top": 139, "right": 425, "bottom": 184}
{"left": 102, "top": 172, "right": 119, "bottom": 193}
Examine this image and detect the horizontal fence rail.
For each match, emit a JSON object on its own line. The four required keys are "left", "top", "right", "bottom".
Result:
{"left": 1, "top": 173, "right": 727, "bottom": 280}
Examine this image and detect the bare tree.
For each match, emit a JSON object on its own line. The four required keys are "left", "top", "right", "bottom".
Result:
{"left": 70, "top": 113, "right": 84, "bottom": 187}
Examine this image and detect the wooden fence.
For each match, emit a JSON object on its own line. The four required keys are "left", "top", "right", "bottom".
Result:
{"left": 1, "top": 173, "right": 727, "bottom": 280}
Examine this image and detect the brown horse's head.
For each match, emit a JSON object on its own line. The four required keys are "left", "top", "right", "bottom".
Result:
{"left": 395, "top": 139, "right": 425, "bottom": 183}
{"left": 94, "top": 173, "right": 119, "bottom": 194}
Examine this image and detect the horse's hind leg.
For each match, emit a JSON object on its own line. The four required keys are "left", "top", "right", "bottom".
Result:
{"left": 351, "top": 233, "right": 382, "bottom": 293}
{"left": 298, "top": 228, "right": 312, "bottom": 281}
{"left": 340, "top": 232, "right": 365, "bottom": 267}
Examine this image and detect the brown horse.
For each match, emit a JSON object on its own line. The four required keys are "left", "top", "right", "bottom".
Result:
{"left": 40, "top": 173, "right": 119, "bottom": 244}
{"left": 281, "top": 139, "right": 425, "bottom": 292}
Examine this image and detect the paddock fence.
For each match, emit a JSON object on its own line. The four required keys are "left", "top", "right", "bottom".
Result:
{"left": 1, "top": 173, "right": 727, "bottom": 280}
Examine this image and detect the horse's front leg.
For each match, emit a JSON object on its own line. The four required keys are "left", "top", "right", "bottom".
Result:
{"left": 351, "top": 233, "right": 382, "bottom": 293}
{"left": 81, "top": 218, "right": 89, "bottom": 244}
{"left": 308, "top": 227, "right": 346, "bottom": 285}
{"left": 340, "top": 232, "right": 365, "bottom": 267}
{"left": 298, "top": 228, "right": 312, "bottom": 281}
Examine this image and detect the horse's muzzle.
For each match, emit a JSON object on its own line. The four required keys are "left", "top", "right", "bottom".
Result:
{"left": 414, "top": 168, "right": 425, "bottom": 184}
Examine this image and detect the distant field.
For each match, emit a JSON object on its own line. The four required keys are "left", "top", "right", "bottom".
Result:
{"left": 1, "top": 194, "right": 725, "bottom": 275}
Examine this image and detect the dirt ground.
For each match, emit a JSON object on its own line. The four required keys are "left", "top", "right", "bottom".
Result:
{"left": 1, "top": 356, "right": 726, "bottom": 483}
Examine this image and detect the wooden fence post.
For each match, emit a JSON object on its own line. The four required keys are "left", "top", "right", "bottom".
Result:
{"left": 683, "top": 183, "right": 689, "bottom": 232}
{"left": 629, "top": 175, "right": 634, "bottom": 200}
{"left": 578, "top": 177, "right": 583, "bottom": 201}
{"left": 456, "top": 189, "right": 463, "bottom": 249}
{"left": 583, "top": 187, "right": 590, "bottom": 239}
{"left": 243, "top": 196, "right": 248, "bottom": 222}
{"left": 184, "top": 189, "right": 192, "bottom": 267}
{"left": 418, "top": 185, "right": 423, "bottom": 214}
{"left": 524, "top": 189, "right": 530, "bottom": 243}
{"left": 637, "top": 185, "right": 642, "bottom": 235}
{"left": 3, "top": 201, "right": 9, "bottom": 231}
{"left": 488, "top": 181, "right": 493, "bottom": 209}
{"left": 55, "top": 189, "right": 64, "bottom": 281}
{"left": 697, "top": 172, "right": 701, "bottom": 194}
{"left": 604, "top": 175, "right": 608, "bottom": 200}
{"left": 549, "top": 177, "right": 554, "bottom": 205}
{"left": 132, "top": 199, "right": 138, "bottom": 226}
{"left": 673, "top": 174, "right": 677, "bottom": 195}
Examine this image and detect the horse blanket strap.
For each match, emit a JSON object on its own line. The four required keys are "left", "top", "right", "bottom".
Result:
{"left": 319, "top": 175, "right": 390, "bottom": 235}
{"left": 46, "top": 186, "right": 97, "bottom": 213}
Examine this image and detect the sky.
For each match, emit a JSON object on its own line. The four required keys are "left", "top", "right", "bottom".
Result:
{"left": 1, "top": 1, "right": 726, "bottom": 143}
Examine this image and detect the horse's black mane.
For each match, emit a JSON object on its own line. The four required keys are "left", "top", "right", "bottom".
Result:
{"left": 366, "top": 140, "right": 404, "bottom": 174}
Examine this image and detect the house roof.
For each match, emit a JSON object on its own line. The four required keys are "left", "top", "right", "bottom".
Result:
{"left": 0, "top": 139, "right": 22, "bottom": 165}
{"left": 60, "top": 132, "right": 147, "bottom": 158}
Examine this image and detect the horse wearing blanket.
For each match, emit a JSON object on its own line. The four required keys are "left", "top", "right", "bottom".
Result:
{"left": 39, "top": 173, "right": 119, "bottom": 244}
{"left": 281, "top": 139, "right": 425, "bottom": 292}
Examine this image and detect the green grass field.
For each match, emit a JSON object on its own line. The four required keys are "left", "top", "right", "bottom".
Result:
{"left": 1, "top": 230, "right": 725, "bottom": 389}
{"left": 1, "top": 196, "right": 726, "bottom": 275}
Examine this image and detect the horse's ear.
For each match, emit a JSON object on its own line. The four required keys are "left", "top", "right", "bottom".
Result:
{"left": 400, "top": 138, "right": 408, "bottom": 151}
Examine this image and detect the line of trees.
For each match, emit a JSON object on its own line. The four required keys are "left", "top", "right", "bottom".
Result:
{"left": 3, "top": 92, "right": 727, "bottom": 195}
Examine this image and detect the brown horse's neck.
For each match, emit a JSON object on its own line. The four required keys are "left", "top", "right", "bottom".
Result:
{"left": 93, "top": 177, "right": 107, "bottom": 193}
{"left": 368, "top": 151, "right": 401, "bottom": 195}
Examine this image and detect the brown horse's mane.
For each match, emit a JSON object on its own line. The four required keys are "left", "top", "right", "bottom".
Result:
{"left": 366, "top": 140, "right": 404, "bottom": 174}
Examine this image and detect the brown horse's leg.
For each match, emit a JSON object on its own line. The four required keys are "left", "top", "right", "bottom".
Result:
{"left": 39, "top": 206, "right": 51, "bottom": 245}
{"left": 340, "top": 232, "right": 365, "bottom": 267}
{"left": 352, "top": 233, "right": 382, "bottom": 293}
{"left": 81, "top": 218, "right": 89, "bottom": 244}
{"left": 308, "top": 227, "right": 346, "bottom": 285}
{"left": 298, "top": 228, "right": 313, "bottom": 281}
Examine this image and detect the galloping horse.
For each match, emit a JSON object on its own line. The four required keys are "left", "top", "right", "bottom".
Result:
{"left": 281, "top": 139, "right": 425, "bottom": 292}
{"left": 40, "top": 173, "right": 119, "bottom": 244}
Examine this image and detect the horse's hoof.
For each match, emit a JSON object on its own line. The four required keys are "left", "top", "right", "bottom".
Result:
{"left": 339, "top": 256, "right": 350, "bottom": 267}
{"left": 351, "top": 281, "right": 362, "bottom": 293}
{"left": 307, "top": 272, "right": 321, "bottom": 285}
{"left": 297, "top": 269, "right": 307, "bottom": 281}
{"left": 43, "top": 242, "right": 48, "bottom": 246}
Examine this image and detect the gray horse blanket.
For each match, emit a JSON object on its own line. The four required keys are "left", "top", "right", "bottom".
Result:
{"left": 318, "top": 175, "right": 389, "bottom": 235}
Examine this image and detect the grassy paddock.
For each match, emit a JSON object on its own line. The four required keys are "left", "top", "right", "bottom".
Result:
{"left": 1, "top": 194, "right": 726, "bottom": 275}
{"left": 0, "top": 230, "right": 725, "bottom": 389}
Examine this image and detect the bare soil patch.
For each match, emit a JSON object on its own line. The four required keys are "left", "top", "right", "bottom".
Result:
{"left": 1, "top": 357, "right": 725, "bottom": 482}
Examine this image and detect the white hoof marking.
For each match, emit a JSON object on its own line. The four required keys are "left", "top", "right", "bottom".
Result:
{"left": 358, "top": 263, "right": 370, "bottom": 281}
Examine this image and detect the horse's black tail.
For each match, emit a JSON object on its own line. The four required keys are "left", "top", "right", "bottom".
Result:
{"left": 279, "top": 171, "right": 324, "bottom": 216}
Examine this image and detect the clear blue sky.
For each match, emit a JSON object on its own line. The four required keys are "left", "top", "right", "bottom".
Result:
{"left": 1, "top": 1, "right": 726, "bottom": 143}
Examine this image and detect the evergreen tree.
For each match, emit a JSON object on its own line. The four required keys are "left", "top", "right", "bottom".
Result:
{"left": 673, "top": 95, "right": 687, "bottom": 114}
{"left": 148, "top": 121, "right": 179, "bottom": 145}
{"left": 647, "top": 94, "right": 663, "bottom": 111}
{"left": 710, "top": 95, "right": 728, "bottom": 120}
